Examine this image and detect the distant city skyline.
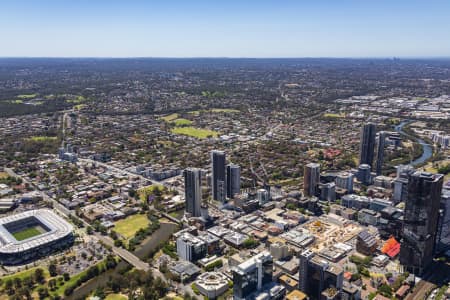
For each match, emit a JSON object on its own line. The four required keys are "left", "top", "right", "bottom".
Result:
{"left": 1, "top": 0, "right": 450, "bottom": 58}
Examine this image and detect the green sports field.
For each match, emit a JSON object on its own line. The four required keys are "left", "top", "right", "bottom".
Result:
{"left": 12, "top": 227, "right": 44, "bottom": 241}
{"left": 114, "top": 214, "right": 150, "bottom": 239}
{"left": 161, "top": 113, "right": 179, "bottom": 122}
{"left": 171, "top": 126, "right": 219, "bottom": 139}
{"left": 172, "top": 118, "right": 193, "bottom": 126}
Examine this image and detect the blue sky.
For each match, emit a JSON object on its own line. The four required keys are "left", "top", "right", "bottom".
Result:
{"left": 0, "top": 0, "right": 449, "bottom": 57}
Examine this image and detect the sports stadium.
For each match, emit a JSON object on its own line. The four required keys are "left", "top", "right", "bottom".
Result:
{"left": 0, "top": 209, "right": 74, "bottom": 265}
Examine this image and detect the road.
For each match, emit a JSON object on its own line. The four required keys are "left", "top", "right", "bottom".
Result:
{"left": 78, "top": 158, "right": 184, "bottom": 194}
{"left": 405, "top": 262, "right": 449, "bottom": 300}
{"left": 406, "top": 280, "right": 435, "bottom": 300}
{"left": 94, "top": 233, "right": 150, "bottom": 271}
{"left": 5, "top": 168, "right": 73, "bottom": 217}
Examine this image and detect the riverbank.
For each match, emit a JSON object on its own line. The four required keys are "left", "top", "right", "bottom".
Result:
{"left": 394, "top": 120, "right": 433, "bottom": 166}
{"left": 67, "top": 221, "right": 179, "bottom": 299}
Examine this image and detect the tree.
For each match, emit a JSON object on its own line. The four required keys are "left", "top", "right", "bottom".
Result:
{"left": 243, "top": 237, "right": 258, "bottom": 249}
{"left": 17, "top": 287, "right": 32, "bottom": 299}
{"left": 22, "top": 276, "right": 34, "bottom": 289}
{"left": 105, "top": 254, "right": 118, "bottom": 269}
{"left": 48, "top": 263, "right": 58, "bottom": 277}
{"left": 378, "top": 284, "right": 393, "bottom": 297}
{"left": 99, "top": 225, "right": 108, "bottom": 235}
{"left": 110, "top": 230, "right": 118, "bottom": 240}
{"left": 94, "top": 287, "right": 105, "bottom": 298}
{"left": 4, "top": 279, "right": 14, "bottom": 295}
{"left": 13, "top": 277, "right": 22, "bottom": 289}
{"left": 37, "top": 287, "right": 49, "bottom": 299}
{"left": 34, "top": 268, "right": 46, "bottom": 284}
{"left": 63, "top": 273, "right": 70, "bottom": 281}
{"left": 351, "top": 273, "right": 361, "bottom": 281}
{"left": 48, "top": 278, "right": 57, "bottom": 291}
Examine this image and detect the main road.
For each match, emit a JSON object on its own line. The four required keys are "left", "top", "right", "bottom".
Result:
{"left": 78, "top": 158, "right": 184, "bottom": 194}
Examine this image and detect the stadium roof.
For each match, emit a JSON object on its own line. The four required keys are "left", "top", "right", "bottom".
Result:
{"left": 0, "top": 209, "right": 73, "bottom": 253}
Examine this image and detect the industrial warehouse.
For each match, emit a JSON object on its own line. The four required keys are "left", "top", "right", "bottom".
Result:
{"left": 0, "top": 209, "right": 74, "bottom": 265}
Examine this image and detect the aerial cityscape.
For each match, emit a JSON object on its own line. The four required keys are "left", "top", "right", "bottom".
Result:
{"left": 1, "top": 1, "right": 450, "bottom": 300}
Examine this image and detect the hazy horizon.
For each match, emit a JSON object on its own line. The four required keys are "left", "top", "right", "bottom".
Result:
{"left": 1, "top": 0, "right": 450, "bottom": 58}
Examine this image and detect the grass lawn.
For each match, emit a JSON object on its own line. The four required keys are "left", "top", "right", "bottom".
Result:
{"left": 27, "top": 136, "right": 58, "bottom": 142}
{"left": 105, "top": 294, "right": 128, "bottom": 300}
{"left": 1, "top": 267, "right": 50, "bottom": 284}
{"left": 323, "top": 112, "right": 345, "bottom": 118}
{"left": 67, "top": 95, "right": 87, "bottom": 103}
{"left": 161, "top": 113, "right": 179, "bottom": 122}
{"left": 114, "top": 214, "right": 150, "bottom": 239}
{"left": 210, "top": 108, "right": 240, "bottom": 113}
{"left": 171, "top": 126, "right": 219, "bottom": 139}
{"left": 138, "top": 184, "right": 164, "bottom": 202}
{"left": 12, "top": 227, "right": 44, "bottom": 241}
{"left": 7, "top": 100, "right": 24, "bottom": 104}
{"left": 172, "top": 118, "right": 193, "bottom": 126}
{"left": 424, "top": 160, "right": 450, "bottom": 181}
{"left": 73, "top": 104, "right": 86, "bottom": 110}
{"left": 17, "top": 94, "right": 37, "bottom": 99}
{"left": 0, "top": 172, "right": 8, "bottom": 179}
{"left": 51, "top": 271, "right": 85, "bottom": 296}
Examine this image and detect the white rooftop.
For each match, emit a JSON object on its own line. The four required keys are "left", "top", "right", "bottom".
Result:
{"left": 0, "top": 209, "right": 73, "bottom": 254}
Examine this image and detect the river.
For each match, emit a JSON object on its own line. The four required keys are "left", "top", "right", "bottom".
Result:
{"left": 394, "top": 120, "right": 433, "bottom": 166}
{"left": 67, "top": 221, "right": 179, "bottom": 300}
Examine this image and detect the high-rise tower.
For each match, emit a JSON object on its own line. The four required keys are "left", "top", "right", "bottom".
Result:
{"left": 211, "top": 150, "right": 226, "bottom": 202}
{"left": 400, "top": 171, "right": 443, "bottom": 274}
{"left": 375, "top": 131, "right": 386, "bottom": 175}
{"left": 184, "top": 168, "right": 202, "bottom": 217}
{"left": 359, "top": 123, "right": 376, "bottom": 167}
{"left": 226, "top": 164, "right": 241, "bottom": 199}
{"left": 304, "top": 163, "right": 320, "bottom": 197}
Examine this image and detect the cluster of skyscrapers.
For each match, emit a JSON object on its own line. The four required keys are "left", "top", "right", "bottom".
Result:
{"left": 358, "top": 123, "right": 447, "bottom": 274}
{"left": 359, "top": 123, "right": 387, "bottom": 177}
{"left": 184, "top": 150, "right": 241, "bottom": 217}
{"left": 183, "top": 122, "right": 448, "bottom": 300}
{"left": 301, "top": 122, "right": 448, "bottom": 278}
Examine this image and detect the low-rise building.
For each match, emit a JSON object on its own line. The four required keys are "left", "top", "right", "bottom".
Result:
{"left": 194, "top": 272, "right": 229, "bottom": 299}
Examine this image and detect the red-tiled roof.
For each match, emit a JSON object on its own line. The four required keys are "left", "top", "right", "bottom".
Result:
{"left": 381, "top": 236, "right": 400, "bottom": 258}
